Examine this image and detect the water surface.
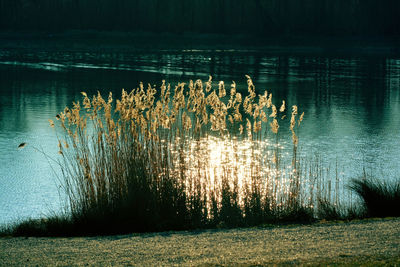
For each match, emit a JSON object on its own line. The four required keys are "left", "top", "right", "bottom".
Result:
{"left": 1, "top": 46, "right": 399, "bottom": 225}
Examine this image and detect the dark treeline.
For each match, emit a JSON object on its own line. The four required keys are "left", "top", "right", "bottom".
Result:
{"left": 0, "top": 0, "right": 399, "bottom": 36}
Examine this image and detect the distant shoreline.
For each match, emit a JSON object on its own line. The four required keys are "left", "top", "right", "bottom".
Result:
{"left": 0, "top": 30, "right": 399, "bottom": 55}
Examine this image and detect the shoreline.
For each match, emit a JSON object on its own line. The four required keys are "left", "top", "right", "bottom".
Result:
{"left": 0, "top": 30, "right": 399, "bottom": 55}
{"left": 1, "top": 217, "right": 399, "bottom": 266}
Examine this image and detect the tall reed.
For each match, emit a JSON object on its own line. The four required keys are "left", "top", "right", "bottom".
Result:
{"left": 52, "top": 75, "right": 316, "bottom": 234}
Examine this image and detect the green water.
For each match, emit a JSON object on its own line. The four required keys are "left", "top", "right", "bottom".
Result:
{"left": 0, "top": 45, "right": 399, "bottom": 224}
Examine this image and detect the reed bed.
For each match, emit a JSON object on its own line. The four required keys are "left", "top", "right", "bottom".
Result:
{"left": 27, "top": 75, "right": 356, "bottom": 235}
{"left": 3, "top": 76, "right": 398, "bottom": 237}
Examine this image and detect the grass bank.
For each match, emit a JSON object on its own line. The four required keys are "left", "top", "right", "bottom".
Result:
{"left": 1, "top": 218, "right": 399, "bottom": 265}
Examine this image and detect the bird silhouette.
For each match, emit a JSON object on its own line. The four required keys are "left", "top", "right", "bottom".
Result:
{"left": 18, "top": 142, "right": 27, "bottom": 149}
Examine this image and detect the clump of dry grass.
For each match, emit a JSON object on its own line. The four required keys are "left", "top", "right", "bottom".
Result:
{"left": 349, "top": 176, "right": 400, "bottom": 218}
{"left": 47, "top": 75, "right": 317, "bottom": 234}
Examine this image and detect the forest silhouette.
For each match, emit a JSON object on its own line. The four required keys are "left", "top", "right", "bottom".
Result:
{"left": 1, "top": 0, "right": 399, "bottom": 36}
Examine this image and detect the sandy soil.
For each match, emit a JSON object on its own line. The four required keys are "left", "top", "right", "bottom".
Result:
{"left": 1, "top": 218, "right": 399, "bottom": 266}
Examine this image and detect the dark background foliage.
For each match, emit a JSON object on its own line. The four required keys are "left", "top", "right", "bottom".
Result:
{"left": 0, "top": 0, "right": 399, "bottom": 36}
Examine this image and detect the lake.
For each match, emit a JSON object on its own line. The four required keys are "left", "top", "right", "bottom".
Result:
{"left": 1, "top": 42, "right": 399, "bottom": 225}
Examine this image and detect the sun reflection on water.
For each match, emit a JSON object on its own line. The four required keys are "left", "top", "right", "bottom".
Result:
{"left": 168, "top": 134, "right": 302, "bottom": 208}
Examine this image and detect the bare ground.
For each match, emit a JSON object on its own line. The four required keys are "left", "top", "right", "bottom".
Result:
{"left": 1, "top": 218, "right": 399, "bottom": 266}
